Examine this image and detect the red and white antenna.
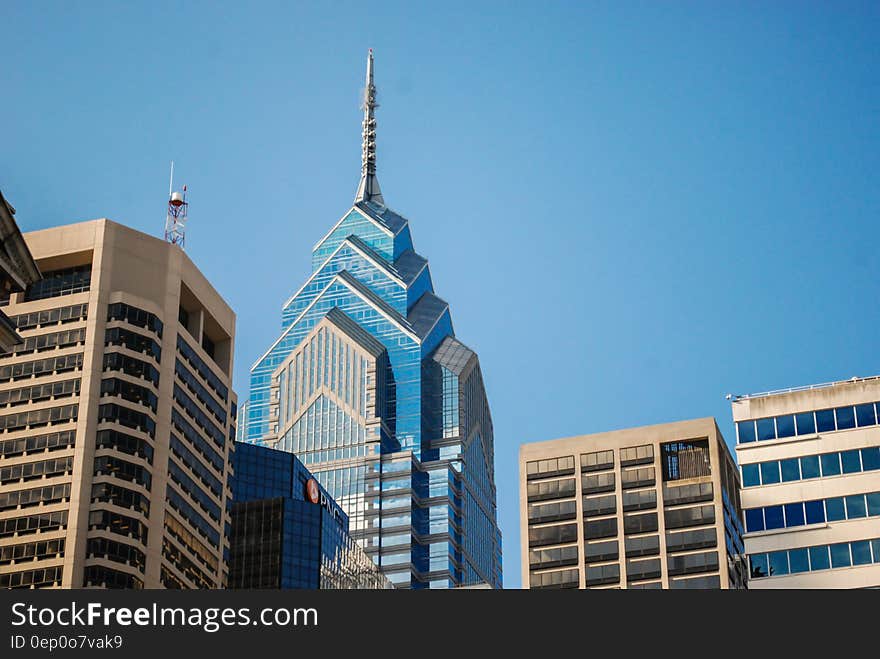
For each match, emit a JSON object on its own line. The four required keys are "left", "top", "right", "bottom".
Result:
{"left": 164, "top": 161, "right": 188, "bottom": 248}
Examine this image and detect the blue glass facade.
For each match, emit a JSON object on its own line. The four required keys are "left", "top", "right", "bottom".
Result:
{"left": 242, "top": 200, "right": 502, "bottom": 588}
{"left": 229, "top": 441, "right": 389, "bottom": 589}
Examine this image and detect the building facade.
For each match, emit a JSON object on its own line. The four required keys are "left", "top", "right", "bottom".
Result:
{"left": 0, "top": 190, "right": 42, "bottom": 351}
{"left": 241, "top": 52, "right": 502, "bottom": 589}
{"left": 229, "top": 441, "right": 391, "bottom": 589}
{"left": 520, "top": 418, "right": 747, "bottom": 589}
{"left": 0, "top": 219, "right": 236, "bottom": 589}
{"left": 733, "top": 376, "right": 880, "bottom": 588}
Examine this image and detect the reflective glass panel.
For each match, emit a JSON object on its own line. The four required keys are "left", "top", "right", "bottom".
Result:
{"left": 845, "top": 495, "right": 866, "bottom": 519}
{"left": 841, "top": 450, "right": 862, "bottom": 474}
{"left": 795, "top": 412, "right": 815, "bottom": 435}
{"left": 757, "top": 418, "right": 776, "bottom": 442}
{"left": 800, "top": 455, "right": 820, "bottom": 480}
{"left": 830, "top": 543, "right": 851, "bottom": 568}
{"left": 784, "top": 503, "right": 805, "bottom": 527}
{"left": 780, "top": 458, "right": 800, "bottom": 482}
{"left": 861, "top": 447, "right": 880, "bottom": 471}
{"left": 816, "top": 409, "right": 836, "bottom": 433}
{"left": 809, "top": 545, "right": 830, "bottom": 571}
{"left": 820, "top": 453, "right": 841, "bottom": 477}
{"left": 768, "top": 551, "right": 789, "bottom": 576}
{"left": 760, "top": 462, "right": 780, "bottom": 485}
{"left": 742, "top": 464, "right": 760, "bottom": 488}
{"left": 788, "top": 548, "right": 809, "bottom": 574}
{"left": 835, "top": 406, "right": 855, "bottom": 430}
{"left": 764, "top": 505, "right": 784, "bottom": 530}
{"left": 738, "top": 421, "right": 756, "bottom": 444}
{"left": 775, "top": 415, "right": 795, "bottom": 438}
{"left": 851, "top": 540, "right": 872, "bottom": 566}
{"left": 825, "top": 497, "right": 845, "bottom": 522}
{"left": 856, "top": 403, "right": 876, "bottom": 427}
{"left": 745, "top": 508, "right": 764, "bottom": 533}
{"left": 805, "top": 500, "right": 825, "bottom": 524}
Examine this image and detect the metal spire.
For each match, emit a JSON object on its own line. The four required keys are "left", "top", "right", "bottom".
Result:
{"left": 354, "top": 49, "right": 384, "bottom": 206}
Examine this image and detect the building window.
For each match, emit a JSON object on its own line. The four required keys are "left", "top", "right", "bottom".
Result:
{"left": 620, "top": 444, "right": 653, "bottom": 467}
{"left": 621, "top": 467, "right": 655, "bottom": 490}
{"left": 581, "top": 472, "right": 615, "bottom": 494}
{"left": 584, "top": 539, "right": 618, "bottom": 563}
{"left": 581, "top": 450, "right": 614, "bottom": 472}
{"left": 23, "top": 265, "right": 91, "bottom": 302}
{"left": 584, "top": 517, "right": 618, "bottom": 540}
{"left": 585, "top": 563, "right": 619, "bottom": 586}
{"left": 622, "top": 489, "right": 657, "bottom": 512}
{"left": 625, "top": 534, "right": 660, "bottom": 558}
{"left": 583, "top": 494, "right": 616, "bottom": 517}
{"left": 661, "top": 439, "right": 711, "bottom": 481}
{"left": 526, "top": 456, "right": 575, "bottom": 480}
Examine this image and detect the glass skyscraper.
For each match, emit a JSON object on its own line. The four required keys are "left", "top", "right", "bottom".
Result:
{"left": 229, "top": 442, "right": 391, "bottom": 589}
{"left": 241, "top": 51, "right": 502, "bottom": 588}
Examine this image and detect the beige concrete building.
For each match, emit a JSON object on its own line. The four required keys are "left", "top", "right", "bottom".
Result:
{"left": 520, "top": 418, "right": 747, "bottom": 589}
{"left": 0, "top": 219, "right": 236, "bottom": 589}
{"left": 732, "top": 377, "right": 880, "bottom": 588}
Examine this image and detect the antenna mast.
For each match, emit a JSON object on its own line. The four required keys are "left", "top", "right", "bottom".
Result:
{"left": 164, "top": 161, "right": 188, "bottom": 248}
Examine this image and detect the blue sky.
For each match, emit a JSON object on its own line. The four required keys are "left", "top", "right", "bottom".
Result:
{"left": 4, "top": 1, "right": 879, "bottom": 588}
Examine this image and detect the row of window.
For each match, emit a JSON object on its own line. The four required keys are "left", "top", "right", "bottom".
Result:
{"left": 0, "top": 566, "right": 63, "bottom": 589}
{"left": 164, "top": 513, "right": 219, "bottom": 575}
{"left": 0, "top": 456, "right": 73, "bottom": 483}
{"left": 0, "top": 430, "right": 76, "bottom": 459}
{"left": 749, "top": 538, "right": 880, "bottom": 579}
{"left": 531, "top": 505, "right": 717, "bottom": 547}
{"left": 742, "top": 446, "right": 880, "bottom": 487}
{"left": 91, "top": 481, "right": 150, "bottom": 517}
{"left": 175, "top": 359, "right": 226, "bottom": 424}
{"left": 96, "top": 429, "right": 154, "bottom": 464}
{"left": 0, "top": 378, "right": 80, "bottom": 407}
{"left": 88, "top": 510, "right": 148, "bottom": 544}
{"left": 744, "top": 491, "right": 880, "bottom": 532}
{"left": 9, "top": 303, "right": 88, "bottom": 331}
{"left": 86, "top": 536, "right": 147, "bottom": 573}
{"left": 0, "top": 511, "right": 67, "bottom": 538}
{"left": 94, "top": 455, "right": 152, "bottom": 490}
{"left": 2, "top": 326, "right": 86, "bottom": 356}
{"left": 98, "top": 403, "right": 155, "bottom": 438}
{"left": 0, "top": 482, "right": 71, "bottom": 511}
{"left": 177, "top": 336, "right": 228, "bottom": 401}
{"left": 170, "top": 410, "right": 224, "bottom": 472}
{"left": 107, "top": 302, "right": 163, "bottom": 338}
{"left": 0, "top": 404, "right": 78, "bottom": 433}
{"left": 170, "top": 435, "right": 222, "bottom": 497}
{"left": 166, "top": 487, "right": 221, "bottom": 548}
{"left": 83, "top": 565, "right": 143, "bottom": 590}
{"left": 105, "top": 327, "right": 162, "bottom": 362}
{"left": 162, "top": 538, "right": 215, "bottom": 588}
{"left": 24, "top": 265, "right": 91, "bottom": 302}
{"left": 737, "top": 402, "right": 880, "bottom": 444}
{"left": 0, "top": 538, "right": 64, "bottom": 565}
{"left": 100, "top": 377, "right": 158, "bottom": 413}
{"left": 174, "top": 385, "right": 225, "bottom": 447}
{"left": 0, "top": 353, "right": 83, "bottom": 382}
{"left": 168, "top": 460, "right": 221, "bottom": 522}
{"left": 103, "top": 352, "right": 160, "bottom": 387}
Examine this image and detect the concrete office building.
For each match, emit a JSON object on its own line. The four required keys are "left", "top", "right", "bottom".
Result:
{"left": 0, "top": 190, "right": 42, "bottom": 351}
{"left": 520, "top": 418, "right": 747, "bottom": 589}
{"left": 0, "top": 219, "right": 236, "bottom": 589}
{"left": 733, "top": 376, "right": 880, "bottom": 588}
{"left": 230, "top": 441, "right": 391, "bottom": 589}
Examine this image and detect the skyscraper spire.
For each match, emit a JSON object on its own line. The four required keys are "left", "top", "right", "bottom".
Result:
{"left": 354, "top": 48, "right": 384, "bottom": 206}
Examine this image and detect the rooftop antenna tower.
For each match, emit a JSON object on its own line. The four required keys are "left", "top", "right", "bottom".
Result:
{"left": 164, "top": 161, "right": 188, "bottom": 248}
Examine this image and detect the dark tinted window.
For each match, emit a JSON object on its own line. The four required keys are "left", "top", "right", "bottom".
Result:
{"left": 841, "top": 450, "right": 861, "bottom": 474}
{"left": 780, "top": 458, "right": 800, "bottom": 482}
{"left": 862, "top": 447, "right": 880, "bottom": 471}
{"left": 816, "top": 409, "right": 835, "bottom": 433}
{"left": 776, "top": 415, "right": 795, "bottom": 438}
{"left": 820, "top": 453, "right": 841, "bottom": 477}
{"left": 804, "top": 500, "right": 825, "bottom": 524}
{"left": 795, "top": 412, "right": 815, "bottom": 435}
{"left": 835, "top": 406, "right": 855, "bottom": 430}
{"left": 742, "top": 464, "right": 760, "bottom": 487}
{"left": 760, "top": 462, "right": 780, "bottom": 485}
{"left": 800, "top": 455, "right": 820, "bottom": 479}
{"left": 856, "top": 403, "right": 876, "bottom": 427}
{"left": 764, "top": 505, "right": 784, "bottom": 530}
{"left": 784, "top": 503, "right": 805, "bottom": 527}
{"left": 757, "top": 418, "right": 776, "bottom": 441}
{"left": 825, "top": 497, "right": 845, "bottom": 522}
{"left": 737, "top": 421, "right": 756, "bottom": 444}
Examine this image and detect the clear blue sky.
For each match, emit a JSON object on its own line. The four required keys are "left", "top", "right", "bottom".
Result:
{"left": 4, "top": 1, "right": 879, "bottom": 588}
